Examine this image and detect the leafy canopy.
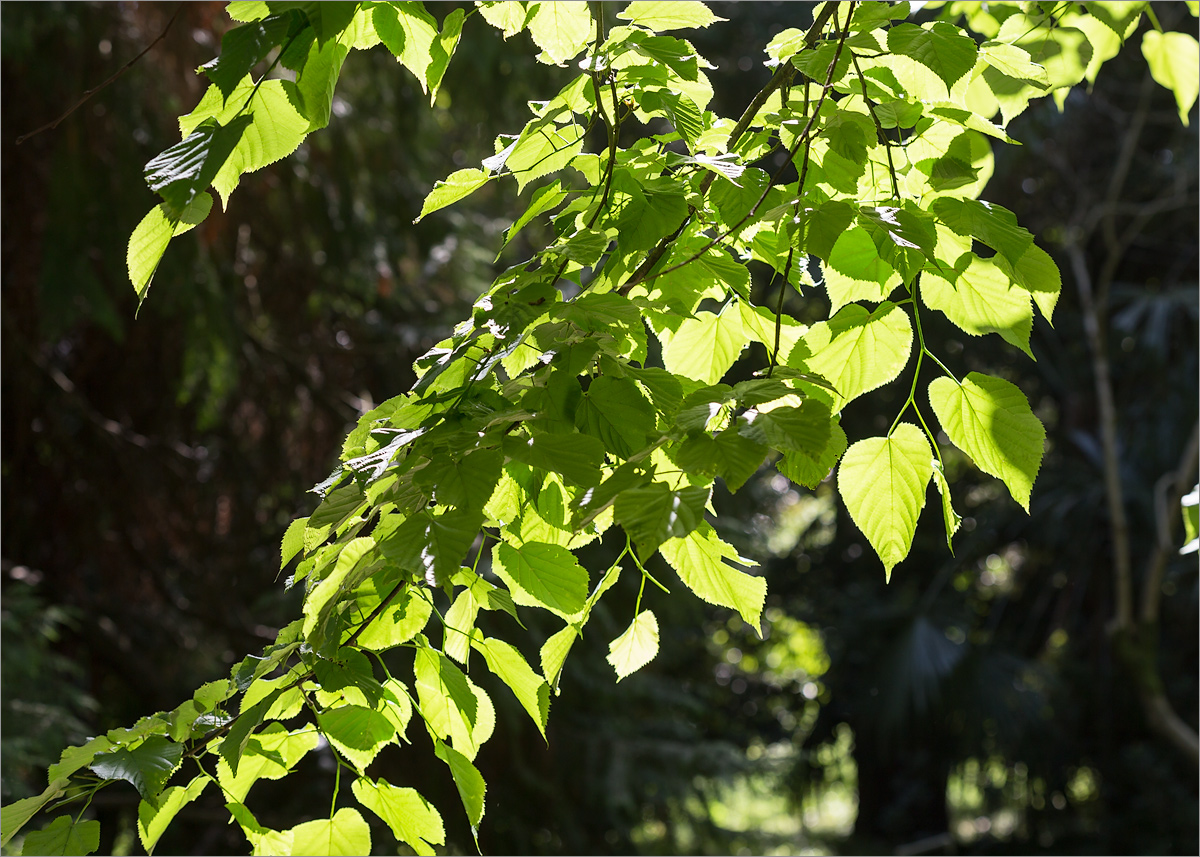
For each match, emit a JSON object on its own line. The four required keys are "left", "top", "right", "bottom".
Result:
{"left": 7, "top": 1, "right": 1197, "bottom": 854}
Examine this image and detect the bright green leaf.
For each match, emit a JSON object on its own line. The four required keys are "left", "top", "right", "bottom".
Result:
{"left": 284, "top": 807, "right": 371, "bottom": 857}
{"left": 660, "top": 524, "right": 764, "bottom": 630}
{"left": 527, "top": 1, "right": 593, "bottom": 64}
{"left": 658, "top": 305, "right": 750, "bottom": 385}
{"left": 471, "top": 636, "right": 551, "bottom": 737}
{"left": 1141, "top": 30, "right": 1199, "bottom": 126}
{"left": 921, "top": 254, "right": 1034, "bottom": 357}
{"left": 416, "top": 168, "right": 492, "bottom": 222}
{"left": 494, "top": 541, "right": 588, "bottom": 619}
{"left": 837, "top": 423, "right": 933, "bottom": 580}
{"left": 618, "top": 1, "right": 725, "bottom": 31}
{"left": 127, "top": 192, "right": 214, "bottom": 301}
{"left": 887, "top": 22, "right": 978, "bottom": 93}
{"left": 931, "top": 458, "right": 961, "bottom": 552}
{"left": 318, "top": 705, "right": 398, "bottom": 774}
{"left": 137, "top": 775, "right": 208, "bottom": 854}
{"left": 792, "top": 302, "right": 913, "bottom": 410}
{"left": 607, "top": 610, "right": 660, "bottom": 680}
{"left": 351, "top": 779, "right": 445, "bottom": 857}
{"left": 433, "top": 741, "right": 486, "bottom": 829}
{"left": 216, "top": 723, "right": 319, "bottom": 803}
{"left": 928, "top": 373, "right": 1045, "bottom": 511}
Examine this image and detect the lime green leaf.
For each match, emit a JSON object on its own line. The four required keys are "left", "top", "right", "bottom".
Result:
{"left": 502, "top": 180, "right": 568, "bottom": 251}
{"left": 178, "top": 78, "right": 309, "bottom": 208}
{"left": 658, "top": 306, "right": 749, "bottom": 385}
{"left": 1, "top": 778, "right": 69, "bottom": 848}
{"left": 921, "top": 254, "right": 1034, "bottom": 357}
{"left": 674, "top": 427, "right": 767, "bottom": 492}
{"left": 528, "top": 1, "right": 593, "bottom": 64}
{"left": 503, "top": 432, "right": 605, "bottom": 487}
{"left": 374, "top": 3, "right": 437, "bottom": 91}
{"left": 857, "top": 205, "right": 937, "bottom": 283}
{"left": 471, "top": 637, "right": 551, "bottom": 737}
{"left": 414, "top": 645, "right": 495, "bottom": 759}
{"left": 837, "top": 423, "right": 932, "bottom": 580}
{"left": 280, "top": 517, "right": 307, "bottom": 569}
{"left": 218, "top": 688, "right": 282, "bottom": 776}
{"left": 318, "top": 705, "right": 398, "bottom": 773}
{"left": 226, "top": 2, "right": 270, "bottom": 23}
{"left": 996, "top": 17, "right": 1092, "bottom": 92}
{"left": 494, "top": 541, "right": 588, "bottom": 619}
{"left": 216, "top": 723, "right": 318, "bottom": 803}
{"left": 477, "top": 2, "right": 532, "bottom": 38}
{"left": 821, "top": 227, "right": 902, "bottom": 312}
{"left": 995, "top": 242, "right": 1061, "bottom": 323}
{"left": 616, "top": 483, "right": 708, "bottom": 558}
{"left": 506, "top": 121, "right": 586, "bottom": 193}
{"left": 618, "top": 1, "right": 725, "bottom": 31}
{"left": 660, "top": 524, "right": 764, "bottom": 629}
{"left": 414, "top": 447, "right": 503, "bottom": 510}
{"left": 540, "top": 624, "right": 580, "bottom": 689}
{"left": 1141, "top": 30, "right": 1199, "bottom": 126}
{"left": 426, "top": 8, "right": 465, "bottom": 102}
{"left": 89, "top": 736, "right": 182, "bottom": 801}
{"left": 386, "top": 508, "right": 481, "bottom": 587}
{"left": 289, "top": 30, "right": 350, "bottom": 131}
{"left": 349, "top": 580, "right": 434, "bottom": 652}
{"left": 928, "top": 373, "right": 1045, "bottom": 511}
{"left": 978, "top": 41, "right": 1050, "bottom": 87}
{"left": 607, "top": 610, "right": 660, "bottom": 680}
{"left": 416, "top": 168, "right": 492, "bottom": 222}
{"left": 285, "top": 807, "right": 371, "bottom": 857}
{"left": 144, "top": 115, "right": 252, "bottom": 215}
{"left": 127, "top": 192, "right": 214, "bottom": 302}
{"left": 443, "top": 589, "right": 480, "bottom": 664}
{"left": 352, "top": 779, "right": 445, "bottom": 857}
{"left": 227, "top": 802, "right": 293, "bottom": 854}
{"left": 778, "top": 420, "right": 848, "bottom": 489}
{"left": 887, "top": 22, "right": 978, "bottom": 93}
{"left": 434, "top": 741, "right": 486, "bottom": 829}
{"left": 930, "top": 457, "right": 962, "bottom": 553}
{"left": 137, "top": 775, "right": 208, "bottom": 854}
{"left": 792, "top": 302, "right": 913, "bottom": 410}
{"left": 19, "top": 816, "right": 99, "bottom": 857}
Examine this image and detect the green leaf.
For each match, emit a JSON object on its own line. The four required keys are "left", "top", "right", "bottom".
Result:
{"left": 887, "top": 22, "right": 979, "bottom": 93}
{"left": 931, "top": 458, "right": 961, "bottom": 552}
{"left": 995, "top": 243, "right": 1061, "bottom": 324}
{"left": 821, "top": 227, "right": 903, "bottom": 313}
{"left": 216, "top": 723, "right": 319, "bottom": 803}
{"left": 615, "top": 483, "right": 708, "bottom": 558}
{"left": 658, "top": 305, "right": 749, "bottom": 385}
{"left": 493, "top": 541, "right": 589, "bottom": 619}
{"left": 414, "top": 447, "right": 503, "bottom": 510}
{"left": 607, "top": 610, "right": 660, "bottom": 680}
{"left": 416, "top": 168, "right": 492, "bottom": 222}
{"left": 660, "top": 524, "right": 764, "bottom": 629}
{"left": 477, "top": 2, "right": 532, "bottom": 39}
{"left": 1182, "top": 485, "right": 1199, "bottom": 554}
{"left": 284, "top": 807, "right": 371, "bottom": 857}
{"left": 318, "top": 705, "right": 399, "bottom": 773}
{"left": 433, "top": 741, "right": 486, "bottom": 829}
{"left": 471, "top": 637, "right": 551, "bottom": 737}
{"left": 506, "top": 121, "right": 586, "bottom": 193}
{"left": 178, "top": 78, "right": 309, "bottom": 208}
{"left": 574, "top": 374, "right": 656, "bottom": 459}
{"left": 374, "top": 3, "right": 437, "bottom": 92}
{"left": 351, "top": 779, "right": 445, "bottom": 857}
{"left": 226, "top": 803, "right": 293, "bottom": 855}
{"left": 385, "top": 508, "right": 481, "bottom": 587}
{"left": 218, "top": 689, "right": 282, "bottom": 776}
{"left": 19, "top": 816, "right": 99, "bottom": 857}
{"left": 837, "top": 423, "right": 933, "bottom": 580}
{"left": 742, "top": 401, "right": 833, "bottom": 459}
{"left": 288, "top": 29, "right": 351, "bottom": 131}
{"left": 127, "top": 192, "right": 214, "bottom": 302}
{"left": 792, "top": 302, "right": 913, "bottom": 410}
{"left": 857, "top": 204, "right": 937, "bottom": 283}
{"left": 144, "top": 115, "right": 253, "bottom": 215}
{"left": 89, "top": 736, "right": 182, "bottom": 801}
{"left": 502, "top": 181, "right": 569, "bottom": 251}
{"left": 928, "top": 373, "right": 1045, "bottom": 511}
{"left": 618, "top": 1, "right": 725, "bottom": 31}
{"left": 201, "top": 13, "right": 299, "bottom": 101}
{"left": 280, "top": 517, "right": 308, "bottom": 569}
{"left": 1, "top": 778, "right": 70, "bottom": 848}
{"left": 674, "top": 427, "right": 766, "bottom": 492}
{"left": 503, "top": 432, "right": 605, "bottom": 487}
{"left": 778, "top": 420, "right": 848, "bottom": 489}
{"left": 540, "top": 624, "right": 580, "bottom": 689}
{"left": 426, "top": 8, "right": 465, "bottom": 102}
{"left": 608, "top": 171, "right": 689, "bottom": 252}
{"left": 137, "top": 775, "right": 208, "bottom": 854}
{"left": 527, "top": 1, "right": 593, "bottom": 64}
{"left": 931, "top": 198, "right": 1033, "bottom": 269}
{"left": 1141, "top": 30, "right": 1199, "bottom": 126}
{"left": 921, "top": 254, "right": 1034, "bottom": 357}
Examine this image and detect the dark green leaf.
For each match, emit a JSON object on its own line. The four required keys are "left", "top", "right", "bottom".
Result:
{"left": 575, "top": 375, "right": 656, "bottom": 459}
{"left": 778, "top": 420, "right": 848, "bottom": 488}
{"left": 674, "top": 428, "right": 766, "bottom": 492}
{"left": 503, "top": 432, "right": 605, "bottom": 487}
{"left": 931, "top": 197, "right": 1033, "bottom": 268}
{"left": 887, "top": 22, "right": 978, "bottom": 93}
{"left": 144, "top": 115, "right": 253, "bottom": 216}
{"left": 89, "top": 737, "right": 182, "bottom": 801}
{"left": 201, "top": 13, "right": 301, "bottom": 101}
{"left": 615, "top": 483, "right": 709, "bottom": 558}
{"left": 19, "top": 816, "right": 99, "bottom": 857}
{"left": 414, "top": 447, "right": 503, "bottom": 510}
{"left": 383, "top": 508, "right": 482, "bottom": 587}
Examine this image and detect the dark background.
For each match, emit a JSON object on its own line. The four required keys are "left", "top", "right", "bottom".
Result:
{"left": 2, "top": 2, "right": 1197, "bottom": 854}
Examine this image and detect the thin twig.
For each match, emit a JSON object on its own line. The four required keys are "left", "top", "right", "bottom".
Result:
{"left": 16, "top": 7, "right": 182, "bottom": 145}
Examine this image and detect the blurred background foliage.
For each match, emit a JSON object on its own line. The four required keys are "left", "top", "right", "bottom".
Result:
{"left": 1, "top": 2, "right": 1196, "bottom": 855}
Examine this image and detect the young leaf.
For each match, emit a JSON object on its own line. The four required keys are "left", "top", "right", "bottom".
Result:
{"left": 618, "top": 1, "right": 725, "bottom": 31}
{"left": 527, "top": 1, "right": 593, "bottom": 65}
{"left": 493, "top": 541, "right": 588, "bottom": 619}
{"left": 216, "top": 724, "right": 319, "bottom": 803}
{"left": 318, "top": 705, "right": 399, "bottom": 774}
{"left": 471, "top": 636, "right": 552, "bottom": 737}
{"left": 792, "top": 302, "right": 913, "bottom": 410}
{"left": 658, "top": 306, "right": 750, "bottom": 385}
{"left": 137, "top": 775, "right": 209, "bottom": 854}
{"left": 217, "top": 688, "right": 283, "bottom": 776}
{"left": 837, "top": 423, "right": 933, "bottom": 580}
{"left": 607, "top": 610, "right": 660, "bottom": 681}
{"left": 127, "top": 192, "right": 214, "bottom": 301}
{"left": 374, "top": 3, "right": 438, "bottom": 91}
{"left": 930, "top": 458, "right": 961, "bottom": 552}
{"left": 351, "top": 779, "right": 445, "bottom": 857}
{"left": 0, "top": 778, "right": 70, "bottom": 849}
{"left": 284, "top": 807, "right": 371, "bottom": 857}
{"left": 887, "top": 22, "right": 979, "bottom": 94}
{"left": 1141, "top": 30, "right": 1199, "bottom": 126}
{"left": 928, "top": 373, "right": 1045, "bottom": 512}
{"left": 417, "top": 168, "right": 492, "bottom": 222}
{"left": 18, "top": 816, "right": 100, "bottom": 857}
{"left": 433, "top": 741, "right": 486, "bottom": 829}
{"left": 921, "top": 255, "right": 1034, "bottom": 358}
{"left": 660, "top": 524, "right": 765, "bottom": 630}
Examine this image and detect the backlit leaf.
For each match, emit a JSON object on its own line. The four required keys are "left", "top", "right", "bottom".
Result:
{"left": 1141, "top": 30, "right": 1199, "bottom": 126}
{"left": 921, "top": 254, "right": 1034, "bottom": 357}
{"left": 89, "top": 737, "right": 182, "bottom": 801}
{"left": 284, "top": 807, "right": 371, "bottom": 857}
{"left": 792, "top": 302, "right": 913, "bottom": 410}
{"left": 660, "top": 524, "right": 764, "bottom": 629}
{"left": 137, "top": 775, "right": 208, "bottom": 854}
{"left": 18, "top": 816, "right": 99, "bottom": 857}
{"left": 887, "top": 22, "right": 978, "bottom": 93}
{"left": 494, "top": 541, "right": 588, "bottom": 619}
{"left": 618, "top": 1, "right": 725, "bottom": 31}
{"left": 607, "top": 610, "right": 660, "bottom": 680}
{"left": 471, "top": 636, "right": 551, "bottom": 737}
{"left": 352, "top": 779, "right": 445, "bottom": 857}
